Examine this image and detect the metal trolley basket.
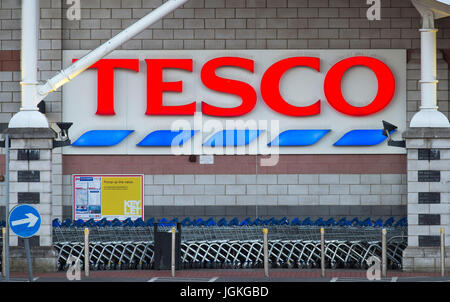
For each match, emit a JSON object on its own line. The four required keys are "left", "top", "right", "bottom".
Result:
{"left": 49, "top": 222, "right": 407, "bottom": 271}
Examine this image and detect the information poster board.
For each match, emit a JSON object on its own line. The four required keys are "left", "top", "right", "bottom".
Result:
{"left": 73, "top": 174, "right": 144, "bottom": 220}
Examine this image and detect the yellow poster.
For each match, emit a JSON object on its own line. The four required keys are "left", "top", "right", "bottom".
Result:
{"left": 73, "top": 174, "right": 143, "bottom": 220}
{"left": 101, "top": 176, "right": 143, "bottom": 219}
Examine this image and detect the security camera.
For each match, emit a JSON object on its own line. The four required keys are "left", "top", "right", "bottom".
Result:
{"left": 382, "top": 120, "right": 397, "bottom": 137}
{"left": 382, "top": 120, "right": 405, "bottom": 148}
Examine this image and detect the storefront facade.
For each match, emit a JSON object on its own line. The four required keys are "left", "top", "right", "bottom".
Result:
{"left": 0, "top": 0, "right": 449, "bottom": 271}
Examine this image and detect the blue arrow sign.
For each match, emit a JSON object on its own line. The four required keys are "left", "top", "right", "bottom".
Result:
{"left": 9, "top": 205, "right": 41, "bottom": 238}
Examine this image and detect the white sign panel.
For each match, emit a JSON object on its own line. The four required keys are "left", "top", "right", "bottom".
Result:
{"left": 62, "top": 50, "right": 406, "bottom": 155}
{"left": 199, "top": 155, "right": 214, "bottom": 165}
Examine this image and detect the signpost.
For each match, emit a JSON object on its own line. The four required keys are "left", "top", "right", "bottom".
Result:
{"left": 8, "top": 204, "right": 42, "bottom": 282}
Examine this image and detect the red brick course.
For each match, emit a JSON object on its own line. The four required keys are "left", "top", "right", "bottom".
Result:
{"left": 9, "top": 269, "right": 449, "bottom": 280}
{"left": 0, "top": 50, "right": 20, "bottom": 71}
{"left": 62, "top": 154, "right": 406, "bottom": 175}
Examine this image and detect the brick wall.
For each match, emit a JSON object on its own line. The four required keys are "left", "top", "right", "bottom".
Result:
{"left": 0, "top": 0, "right": 448, "bottom": 122}
{"left": 60, "top": 0, "right": 449, "bottom": 52}
{"left": 1, "top": 0, "right": 449, "bottom": 221}
{"left": 61, "top": 172, "right": 407, "bottom": 220}
{"left": 61, "top": 154, "right": 407, "bottom": 174}
{"left": 60, "top": 154, "right": 407, "bottom": 220}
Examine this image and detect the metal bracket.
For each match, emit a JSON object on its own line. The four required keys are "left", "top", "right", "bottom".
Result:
{"left": 387, "top": 138, "right": 406, "bottom": 148}
{"left": 0, "top": 137, "right": 11, "bottom": 148}
{"left": 53, "top": 139, "right": 71, "bottom": 149}
{"left": 382, "top": 120, "right": 406, "bottom": 148}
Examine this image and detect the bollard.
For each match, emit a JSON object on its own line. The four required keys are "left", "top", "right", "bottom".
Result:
{"left": 381, "top": 228, "right": 387, "bottom": 278}
{"left": 84, "top": 228, "right": 89, "bottom": 278}
{"left": 321, "top": 228, "right": 325, "bottom": 278}
{"left": 1, "top": 228, "right": 5, "bottom": 278}
{"left": 263, "top": 228, "right": 269, "bottom": 278}
{"left": 441, "top": 228, "right": 445, "bottom": 278}
{"left": 171, "top": 227, "right": 176, "bottom": 278}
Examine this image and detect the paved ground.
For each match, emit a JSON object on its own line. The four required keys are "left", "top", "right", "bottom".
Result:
{"left": 1, "top": 269, "right": 449, "bottom": 282}
{"left": 1, "top": 269, "right": 448, "bottom": 300}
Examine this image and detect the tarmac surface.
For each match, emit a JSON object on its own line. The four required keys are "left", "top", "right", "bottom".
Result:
{"left": 1, "top": 269, "right": 448, "bottom": 301}
{"left": 1, "top": 268, "right": 449, "bottom": 282}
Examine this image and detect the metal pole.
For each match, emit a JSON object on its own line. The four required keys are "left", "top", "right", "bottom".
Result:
{"left": 410, "top": 9, "right": 449, "bottom": 127}
{"left": 9, "top": 0, "right": 49, "bottom": 128}
{"left": 84, "top": 228, "right": 89, "bottom": 278}
{"left": 381, "top": 228, "right": 387, "bottom": 278}
{"left": 20, "top": 0, "right": 39, "bottom": 111}
{"left": 263, "top": 228, "right": 269, "bottom": 278}
{"left": 321, "top": 227, "right": 325, "bottom": 278}
{"left": 1, "top": 228, "right": 5, "bottom": 279}
{"left": 24, "top": 238, "right": 33, "bottom": 282}
{"left": 4, "top": 134, "right": 9, "bottom": 281}
{"left": 171, "top": 227, "right": 176, "bottom": 278}
{"left": 441, "top": 228, "right": 445, "bottom": 278}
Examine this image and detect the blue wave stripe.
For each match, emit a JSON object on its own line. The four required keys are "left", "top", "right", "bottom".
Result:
{"left": 72, "top": 130, "right": 134, "bottom": 147}
{"left": 137, "top": 130, "right": 198, "bottom": 146}
{"left": 333, "top": 129, "right": 396, "bottom": 146}
{"left": 203, "top": 130, "right": 263, "bottom": 147}
{"left": 268, "top": 130, "right": 331, "bottom": 146}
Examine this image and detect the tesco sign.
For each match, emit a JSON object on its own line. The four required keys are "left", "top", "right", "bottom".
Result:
{"left": 62, "top": 50, "right": 406, "bottom": 155}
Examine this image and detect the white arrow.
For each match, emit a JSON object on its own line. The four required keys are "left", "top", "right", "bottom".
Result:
{"left": 11, "top": 213, "right": 39, "bottom": 228}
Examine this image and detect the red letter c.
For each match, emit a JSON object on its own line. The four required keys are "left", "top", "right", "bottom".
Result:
{"left": 261, "top": 57, "right": 321, "bottom": 116}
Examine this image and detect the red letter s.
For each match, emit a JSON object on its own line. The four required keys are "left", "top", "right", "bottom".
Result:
{"left": 201, "top": 57, "right": 257, "bottom": 117}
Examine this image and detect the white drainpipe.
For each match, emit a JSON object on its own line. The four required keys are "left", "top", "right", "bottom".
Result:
{"left": 8, "top": 0, "right": 189, "bottom": 128}
{"left": 410, "top": 7, "right": 450, "bottom": 128}
{"left": 8, "top": 0, "right": 49, "bottom": 128}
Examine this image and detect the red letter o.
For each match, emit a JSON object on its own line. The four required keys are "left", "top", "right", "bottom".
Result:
{"left": 324, "top": 56, "right": 395, "bottom": 116}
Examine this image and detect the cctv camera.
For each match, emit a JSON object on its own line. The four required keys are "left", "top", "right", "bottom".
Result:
{"left": 381, "top": 120, "right": 405, "bottom": 148}
{"left": 382, "top": 120, "right": 397, "bottom": 138}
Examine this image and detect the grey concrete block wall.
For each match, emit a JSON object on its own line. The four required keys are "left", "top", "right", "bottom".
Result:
{"left": 61, "top": 173, "right": 406, "bottom": 217}
{"left": 402, "top": 130, "right": 450, "bottom": 272}
{"left": 137, "top": 204, "right": 406, "bottom": 221}
{"left": 5, "top": 131, "right": 56, "bottom": 248}
{"left": 405, "top": 146, "right": 450, "bottom": 247}
{"left": 58, "top": 202, "right": 407, "bottom": 221}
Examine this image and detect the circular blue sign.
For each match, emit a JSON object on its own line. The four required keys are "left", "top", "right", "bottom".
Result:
{"left": 9, "top": 205, "right": 41, "bottom": 238}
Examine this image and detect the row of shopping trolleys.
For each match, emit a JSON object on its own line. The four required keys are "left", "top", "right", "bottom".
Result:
{"left": 54, "top": 237, "right": 406, "bottom": 272}
{"left": 48, "top": 216, "right": 408, "bottom": 228}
